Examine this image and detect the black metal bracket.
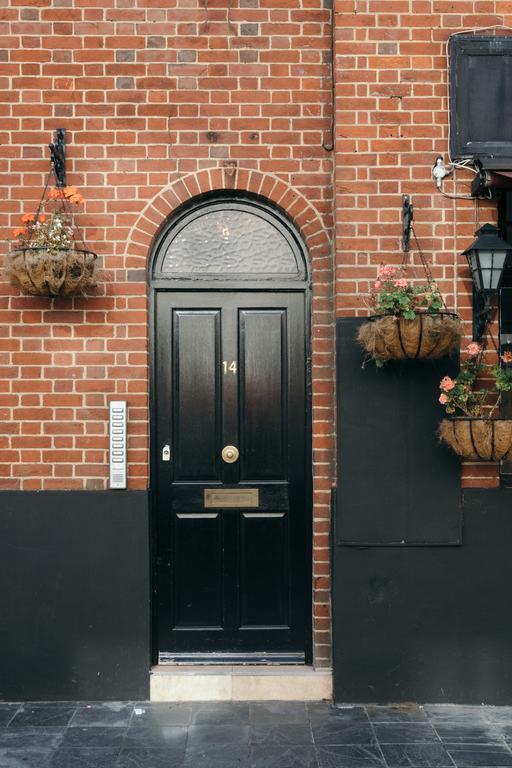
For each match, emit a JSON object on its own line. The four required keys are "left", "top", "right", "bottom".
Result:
{"left": 472, "top": 287, "right": 493, "bottom": 341}
{"left": 49, "top": 128, "right": 66, "bottom": 188}
{"left": 402, "top": 194, "right": 413, "bottom": 253}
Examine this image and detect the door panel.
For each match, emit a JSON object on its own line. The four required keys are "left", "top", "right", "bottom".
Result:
{"left": 173, "top": 512, "right": 223, "bottom": 628}
{"left": 239, "top": 310, "right": 286, "bottom": 481}
{"left": 240, "top": 512, "right": 289, "bottom": 628}
{"left": 155, "top": 291, "right": 308, "bottom": 657}
{"left": 173, "top": 310, "right": 221, "bottom": 482}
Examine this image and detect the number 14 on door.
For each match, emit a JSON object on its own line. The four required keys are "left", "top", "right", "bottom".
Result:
{"left": 222, "top": 361, "right": 237, "bottom": 375}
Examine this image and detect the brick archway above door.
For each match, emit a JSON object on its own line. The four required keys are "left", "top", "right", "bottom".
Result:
{"left": 125, "top": 167, "right": 331, "bottom": 269}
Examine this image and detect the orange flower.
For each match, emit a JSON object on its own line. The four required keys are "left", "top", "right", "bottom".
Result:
{"left": 63, "top": 186, "right": 78, "bottom": 197}
{"left": 12, "top": 227, "right": 27, "bottom": 238}
{"left": 68, "top": 193, "right": 84, "bottom": 205}
{"left": 48, "top": 188, "right": 62, "bottom": 199}
{"left": 21, "top": 213, "right": 35, "bottom": 224}
{"left": 38, "top": 214, "right": 46, "bottom": 223}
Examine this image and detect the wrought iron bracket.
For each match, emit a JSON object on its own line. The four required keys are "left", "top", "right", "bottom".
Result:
{"left": 49, "top": 128, "right": 66, "bottom": 188}
{"left": 402, "top": 194, "right": 413, "bottom": 253}
{"left": 472, "top": 287, "right": 493, "bottom": 341}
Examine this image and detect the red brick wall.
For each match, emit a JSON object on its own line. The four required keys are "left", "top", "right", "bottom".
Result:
{"left": 334, "top": 0, "right": 511, "bottom": 488}
{"left": 0, "top": 0, "right": 334, "bottom": 665}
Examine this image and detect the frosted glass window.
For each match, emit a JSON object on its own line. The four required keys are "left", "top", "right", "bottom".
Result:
{"left": 160, "top": 209, "right": 304, "bottom": 278}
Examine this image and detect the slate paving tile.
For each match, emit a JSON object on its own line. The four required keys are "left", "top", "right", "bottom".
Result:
{"left": 250, "top": 702, "right": 309, "bottom": 724}
{"left": 249, "top": 745, "right": 319, "bottom": 768}
{"left": 380, "top": 743, "right": 456, "bottom": 767}
{"left": 312, "top": 721, "right": 376, "bottom": 746}
{"left": 72, "top": 704, "right": 134, "bottom": 728}
{"left": 183, "top": 744, "right": 250, "bottom": 767}
{"left": 190, "top": 702, "right": 250, "bottom": 725}
{"left": 0, "top": 708, "right": 21, "bottom": 730}
{"left": 9, "top": 703, "right": 76, "bottom": 728}
{"left": 366, "top": 705, "right": 428, "bottom": 723}
{"left": 317, "top": 745, "right": 386, "bottom": 768}
{"left": 486, "top": 709, "right": 512, "bottom": 726}
{"left": 446, "top": 745, "right": 512, "bottom": 767}
{"left": 131, "top": 703, "right": 193, "bottom": 727}
{"left": 373, "top": 724, "right": 440, "bottom": 744}
{"left": 425, "top": 707, "right": 489, "bottom": 725}
{"left": 116, "top": 747, "right": 185, "bottom": 768}
{"left": 0, "top": 727, "right": 64, "bottom": 749}
{"left": 122, "top": 725, "right": 187, "bottom": 751}
{"left": 309, "top": 705, "right": 369, "bottom": 723}
{"left": 63, "top": 725, "right": 127, "bottom": 748}
{"left": 433, "top": 724, "right": 503, "bottom": 744}
{"left": 187, "top": 723, "right": 251, "bottom": 746}
{"left": 250, "top": 723, "right": 313, "bottom": 746}
{"left": 51, "top": 747, "right": 120, "bottom": 768}
{"left": 0, "top": 747, "right": 53, "bottom": 768}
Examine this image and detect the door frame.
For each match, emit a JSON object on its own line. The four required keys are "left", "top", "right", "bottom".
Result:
{"left": 148, "top": 192, "right": 313, "bottom": 666}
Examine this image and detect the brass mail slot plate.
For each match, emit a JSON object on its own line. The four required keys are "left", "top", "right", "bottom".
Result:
{"left": 204, "top": 488, "right": 259, "bottom": 509}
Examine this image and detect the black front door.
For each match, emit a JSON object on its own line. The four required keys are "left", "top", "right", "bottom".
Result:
{"left": 154, "top": 291, "right": 309, "bottom": 659}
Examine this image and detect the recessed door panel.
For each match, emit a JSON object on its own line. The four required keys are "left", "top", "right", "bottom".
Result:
{"left": 155, "top": 291, "right": 308, "bottom": 657}
{"left": 173, "top": 310, "right": 221, "bottom": 482}
{"left": 173, "top": 513, "right": 223, "bottom": 629}
{"left": 240, "top": 512, "right": 289, "bottom": 628}
{"left": 240, "top": 310, "right": 286, "bottom": 481}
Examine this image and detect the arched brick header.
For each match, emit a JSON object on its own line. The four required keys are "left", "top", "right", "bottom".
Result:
{"left": 125, "top": 167, "right": 331, "bottom": 267}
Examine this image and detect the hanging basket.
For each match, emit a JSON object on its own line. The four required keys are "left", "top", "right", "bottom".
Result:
{"left": 439, "top": 417, "right": 512, "bottom": 462}
{"left": 357, "top": 312, "right": 462, "bottom": 362}
{"left": 5, "top": 246, "right": 97, "bottom": 297}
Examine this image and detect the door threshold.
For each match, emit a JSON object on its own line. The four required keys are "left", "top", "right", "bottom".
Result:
{"left": 158, "top": 651, "right": 305, "bottom": 665}
{"left": 150, "top": 663, "right": 332, "bottom": 702}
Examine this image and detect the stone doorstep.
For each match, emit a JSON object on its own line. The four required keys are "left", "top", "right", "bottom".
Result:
{"left": 150, "top": 665, "right": 333, "bottom": 702}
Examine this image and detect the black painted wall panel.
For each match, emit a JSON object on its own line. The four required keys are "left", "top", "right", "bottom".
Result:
{"left": 333, "top": 488, "right": 512, "bottom": 704}
{"left": 336, "top": 318, "right": 461, "bottom": 545}
{"left": 0, "top": 491, "right": 150, "bottom": 701}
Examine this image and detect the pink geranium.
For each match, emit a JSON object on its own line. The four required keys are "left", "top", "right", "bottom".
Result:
{"left": 440, "top": 376, "right": 455, "bottom": 392}
{"left": 439, "top": 393, "right": 448, "bottom": 404}
{"left": 374, "top": 280, "right": 382, "bottom": 289}
{"left": 501, "top": 351, "right": 512, "bottom": 364}
{"left": 466, "top": 342, "right": 481, "bottom": 357}
{"left": 393, "top": 278, "right": 409, "bottom": 289}
{"left": 378, "top": 264, "right": 398, "bottom": 279}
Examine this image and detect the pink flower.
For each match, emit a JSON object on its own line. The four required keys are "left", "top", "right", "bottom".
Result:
{"left": 501, "top": 351, "right": 512, "bottom": 364}
{"left": 440, "top": 376, "right": 455, "bottom": 392}
{"left": 439, "top": 393, "right": 448, "bottom": 404}
{"left": 394, "top": 278, "right": 409, "bottom": 289}
{"left": 378, "top": 264, "right": 398, "bottom": 279}
{"left": 466, "top": 342, "right": 481, "bottom": 357}
{"left": 374, "top": 280, "right": 382, "bottom": 289}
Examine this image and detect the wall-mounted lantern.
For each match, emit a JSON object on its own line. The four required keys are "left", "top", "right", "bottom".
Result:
{"left": 462, "top": 223, "right": 512, "bottom": 340}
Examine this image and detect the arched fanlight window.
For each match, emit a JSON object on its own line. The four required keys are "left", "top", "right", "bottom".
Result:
{"left": 151, "top": 196, "right": 308, "bottom": 282}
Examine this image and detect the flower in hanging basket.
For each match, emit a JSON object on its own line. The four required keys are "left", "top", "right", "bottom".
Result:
{"left": 357, "top": 264, "right": 462, "bottom": 365}
{"left": 438, "top": 344, "right": 512, "bottom": 461}
{"left": 6, "top": 186, "right": 97, "bottom": 297}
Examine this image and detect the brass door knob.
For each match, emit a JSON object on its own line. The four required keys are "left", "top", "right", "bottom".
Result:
{"left": 222, "top": 445, "right": 239, "bottom": 463}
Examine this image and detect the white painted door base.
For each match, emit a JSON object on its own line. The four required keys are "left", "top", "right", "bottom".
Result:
{"left": 150, "top": 665, "right": 332, "bottom": 702}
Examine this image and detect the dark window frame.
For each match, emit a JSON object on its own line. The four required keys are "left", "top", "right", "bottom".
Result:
{"left": 450, "top": 34, "right": 512, "bottom": 161}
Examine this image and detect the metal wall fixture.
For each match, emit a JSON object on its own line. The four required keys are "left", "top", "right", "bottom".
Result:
{"left": 462, "top": 223, "right": 512, "bottom": 340}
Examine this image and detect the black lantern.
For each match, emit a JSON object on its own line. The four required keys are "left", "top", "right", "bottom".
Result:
{"left": 462, "top": 223, "right": 512, "bottom": 340}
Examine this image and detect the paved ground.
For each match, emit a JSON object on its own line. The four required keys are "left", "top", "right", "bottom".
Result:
{"left": 2, "top": 701, "right": 512, "bottom": 767}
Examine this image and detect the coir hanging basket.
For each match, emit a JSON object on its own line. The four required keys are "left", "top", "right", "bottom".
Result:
{"left": 439, "top": 417, "right": 512, "bottom": 462}
{"left": 5, "top": 246, "right": 97, "bottom": 297}
{"left": 358, "top": 312, "right": 462, "bottom": 362}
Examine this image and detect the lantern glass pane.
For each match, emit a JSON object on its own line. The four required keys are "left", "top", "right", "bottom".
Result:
{"left": 467, "top": 249, "right": 483, "bottom": 291}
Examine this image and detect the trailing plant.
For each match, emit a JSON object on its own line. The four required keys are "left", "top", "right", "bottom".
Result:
{"left": 370, "top": 264, "right": 444, "bottom": 319}
{"left": 11, "top": 186, "right": 85, "bottom": 255}
{"left": 438, "top": 343, "right": 512, "bottom": 418}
